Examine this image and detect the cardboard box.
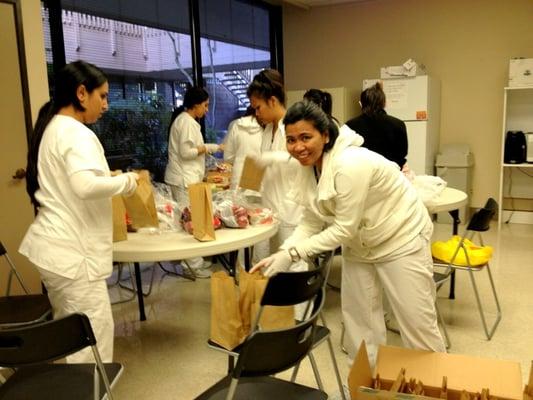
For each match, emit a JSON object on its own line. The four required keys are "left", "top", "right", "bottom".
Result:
{"left": 509, "top": 58, "right": 533, "bottom": 87}
{"left": 349, "top": 342, "right": 531, "bottom": 400}
{"left": 380, "top": 59, "right": 426, "bottom": 79}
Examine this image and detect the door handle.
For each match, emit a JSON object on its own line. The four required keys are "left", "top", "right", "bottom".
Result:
{"left": 12, "top": 168, "right": 26, "bottom": 180}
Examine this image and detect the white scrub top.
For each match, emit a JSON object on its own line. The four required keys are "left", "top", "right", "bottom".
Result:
{"left": 19, "top": 115, "right": 114, "bottom": 281}
{"left": 260, "top": 120, "right": 303, "bottom": 226}
{"left": 164, "top": 111, "right": 205, "bottom": 187}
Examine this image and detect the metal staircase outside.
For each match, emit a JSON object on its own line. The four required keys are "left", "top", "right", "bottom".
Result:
{"left": 219, "top": 69, "right": 254, "bottom": 111}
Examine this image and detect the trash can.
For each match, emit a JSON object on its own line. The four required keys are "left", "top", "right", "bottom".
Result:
{"left": 435, "top": 143, "right": 474, "bottom": 224}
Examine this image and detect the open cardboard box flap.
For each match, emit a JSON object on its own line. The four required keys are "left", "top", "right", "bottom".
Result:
{"left": 349, "top": 342, "right": 525, "bottom": 400}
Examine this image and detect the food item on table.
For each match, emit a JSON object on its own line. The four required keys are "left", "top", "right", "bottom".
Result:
{"left": 247, "top": 207, "right": 274, "bottom": 225}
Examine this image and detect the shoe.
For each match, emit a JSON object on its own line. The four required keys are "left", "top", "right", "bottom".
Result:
{"left": 192, "top": 267, "right": 212, "bottom": 279}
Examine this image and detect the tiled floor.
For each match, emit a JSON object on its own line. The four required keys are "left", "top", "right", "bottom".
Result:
{"left": 109, "top": 222, "right": 533, "bottom": 399}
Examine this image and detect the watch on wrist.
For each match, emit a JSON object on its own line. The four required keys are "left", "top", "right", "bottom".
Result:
{"left": 288, "top": 247, "right": 301, "bottom": 263}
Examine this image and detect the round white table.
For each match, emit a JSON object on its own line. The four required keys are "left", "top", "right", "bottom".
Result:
{"left": 113, "top": 223, "right": 278, "bottom": 321}
{"left": 426, "top": 187, "right": 468, "bottom": 299}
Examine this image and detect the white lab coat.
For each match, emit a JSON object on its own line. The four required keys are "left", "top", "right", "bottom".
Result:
{"left": 164, "top": 111, "right": 205, "bottom": 188}
{"left": 260, "top": 120, "right": 303, "bottom": 226}
{"left": 223, "top": 115, "right": 262, "bottom": 189}
{"left": 282, "top": 127, "right": 445, "bottom": 366}
{"left": 19, "top": 114, "right": 123, "bottom": 363}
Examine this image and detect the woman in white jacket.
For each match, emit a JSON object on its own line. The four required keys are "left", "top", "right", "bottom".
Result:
{"left": 223, "top": 107, "right": 263, "bottom": 189}
{"left": 19, "top": 61, "right": 138, "bottom": 363}
{"left": 252, "top": 101, "right": 445, "bottom": 367}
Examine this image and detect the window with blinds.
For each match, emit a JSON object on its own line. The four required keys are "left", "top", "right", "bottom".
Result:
{"left": 41, "top": 0, "right": 277, "bottom": 181}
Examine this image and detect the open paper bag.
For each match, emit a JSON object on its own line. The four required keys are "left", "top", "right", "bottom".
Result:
{"left": 122, "top": 170, "right": 158, "bottom": 230}
{"left": 209, "top": 268, "right": 294, "bottom": 350}
{"left": 239, "top": 156, "right": 265, "bottom": 191}
{"left": 188, "top": 182, "right": 216, "bottom": 242}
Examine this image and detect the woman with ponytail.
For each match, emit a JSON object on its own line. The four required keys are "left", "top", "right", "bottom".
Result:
{"left": 251, "top": 101, "right": 445, "bottom": 369}
{"left": 19, "top": 60, "right": 138, "bottom": 363}
{"left": 346, "top": 82, "right": 409, "bottom": 170}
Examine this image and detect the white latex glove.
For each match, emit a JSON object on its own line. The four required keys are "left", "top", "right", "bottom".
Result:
{"left": 251, "top": 151, "right": 291, "bottom": 168}
{"left": 250, "top": 250, "right": 292, "bottom": 278}
{"left": 123, "top": 172, "right": 139, "bottom": 197}
{"left": 205, "top": 143, "right": 220, "bottom": 154}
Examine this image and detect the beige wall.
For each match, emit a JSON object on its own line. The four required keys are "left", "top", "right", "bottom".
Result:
{"left": 20, "top": 0, "right": 50, "bottom": 123}
{"left": 283, "top": 0, "right": 533, "bottom": 208}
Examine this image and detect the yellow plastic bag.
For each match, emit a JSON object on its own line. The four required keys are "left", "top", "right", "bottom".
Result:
{"left": 431, "top": 235, "right": 493, "bottom": 267}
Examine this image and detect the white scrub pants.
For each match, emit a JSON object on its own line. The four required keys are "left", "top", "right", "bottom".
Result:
{"left": 169, "top": 184, "right": 206, "bottom": 270}
{"left": 342, "top": 227, "right": 446, "bottom": 368}
{"left": 38, "top": 266, "right": 114, "bottom": 363}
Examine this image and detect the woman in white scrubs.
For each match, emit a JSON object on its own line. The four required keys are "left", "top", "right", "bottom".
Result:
{"left": 246, "top": 69, "right": 304, "bottom": 261}
{"left": 164, "top": 86, "right": 220, "bottom": 276}
{"left": 252, "top": 101, "right": 446, "bottom": 367}
{"left": 19, "top": 61, "right": 139, "bottom": 363}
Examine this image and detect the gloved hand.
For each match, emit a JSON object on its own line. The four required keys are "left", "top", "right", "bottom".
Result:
{"left": 250, "top": 250, "right": 292, "bottom": 278}
{"left": 123, "top": 172, "right": 139, "bottom": 197}
{"left": 250, "top": 151, "right": 290, "bottom": 168}
{"left": 205, "top": 143, "right": 220, "bottom": 154}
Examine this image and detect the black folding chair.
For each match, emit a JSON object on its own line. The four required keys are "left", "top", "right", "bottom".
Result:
{"left": 0, "top": 312, "right": 122, "bottom": 400}
{"left": 433, "top": 198, "right": 502, "bottom": 340}
{"left": 0, "top": 241, "right": 51, "bottom": 328}
{"left": 199, "top": 263, "right": 328, "bottom": 399}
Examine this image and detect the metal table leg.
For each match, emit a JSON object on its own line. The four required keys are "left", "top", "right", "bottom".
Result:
{"left": 133, "top": 262, "right": 146, "bottom": 321}
{"left": 448, "top": 209, "right": 460, "bottom": 299}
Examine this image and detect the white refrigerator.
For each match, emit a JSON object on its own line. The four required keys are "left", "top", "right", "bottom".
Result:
{"left": 363, "top": 76, "right": 441, "bottom": 175}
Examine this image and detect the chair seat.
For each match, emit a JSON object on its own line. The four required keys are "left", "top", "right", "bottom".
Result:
{"left": 0, "top": 362, "right": 123, "bottom": 400}
{"left": 0, "top": 295, "right": 51, "bottom": 326}
{"left": 194, "top": 375, "right": 328, "bottom": 400}
{"left": 433, "top": 258, "right": 488, "bottom": 270}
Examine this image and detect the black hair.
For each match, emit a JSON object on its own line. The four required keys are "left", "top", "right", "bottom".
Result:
{"left": 246, "top": 69, "right": 285, "bottom": 105}
{"left": 283, "top": 101, "right": 339, "bottom": 153}
{"left": 303, "top": 89, "right": 333, "bottom": 116}
{"left": 360, "top": 82, "right": 386, "bottom": 116}
{"left": 26, "top": 60, "right": 107, "bottom": 208}
{"left": 167, "top": 86, "right": 209, "bottom": 137}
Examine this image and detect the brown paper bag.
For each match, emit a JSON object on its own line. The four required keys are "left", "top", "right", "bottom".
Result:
{"left": 122, "top": 170, "right": 158, "bottom": 230}
{"left": 250, "top": 274, "right": 295, "bottom": 330}
{"left": 239, "top": 156, "right": 265, "bottom": 191}
{"left": 188, "top": 182, "right": 216, "bottom": 242}
{"left": 112, "top": 195, "right": 128, "bottom": 242}
{"left": 210, "top": 271, "right": 246, "bottom": 350}
{"left": 238, "top": 266, "right": 256, "bottom": 334}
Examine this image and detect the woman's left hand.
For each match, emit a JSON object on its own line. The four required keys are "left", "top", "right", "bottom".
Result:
{"left": 250, "top": 250, "right": 292, "bottom": 277}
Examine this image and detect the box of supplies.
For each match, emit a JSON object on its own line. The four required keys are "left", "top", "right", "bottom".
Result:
{"left": 509, "top": 58, "right": 533, "bottom": 87}
{"left": 348, "top": 342, "right": 531, "bottom": 400}
{"left": 380, "top": 59, "right": 426, "bottom": 79}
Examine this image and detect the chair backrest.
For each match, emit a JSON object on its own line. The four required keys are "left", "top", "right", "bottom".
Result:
{"left": 259, "top": 251, "right": 332, "bottom": 307}
{"left": 233, "top": 287, "right": 324, "bottom": 378}
{"left": 0, "top": 240, "right": 29, "bottom": 295}
{"left": 0, "top": 313, "right": 96, "bottom": 367}
{"left": 466, "top": 198, "right": 498, "bottom": 232}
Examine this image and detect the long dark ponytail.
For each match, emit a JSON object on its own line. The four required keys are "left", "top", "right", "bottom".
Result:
{"left": 360, "top": 82, "right": 386, "bottom": 116}
{"left": 26, "top": 61, "right": 107, "bottom": 207}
